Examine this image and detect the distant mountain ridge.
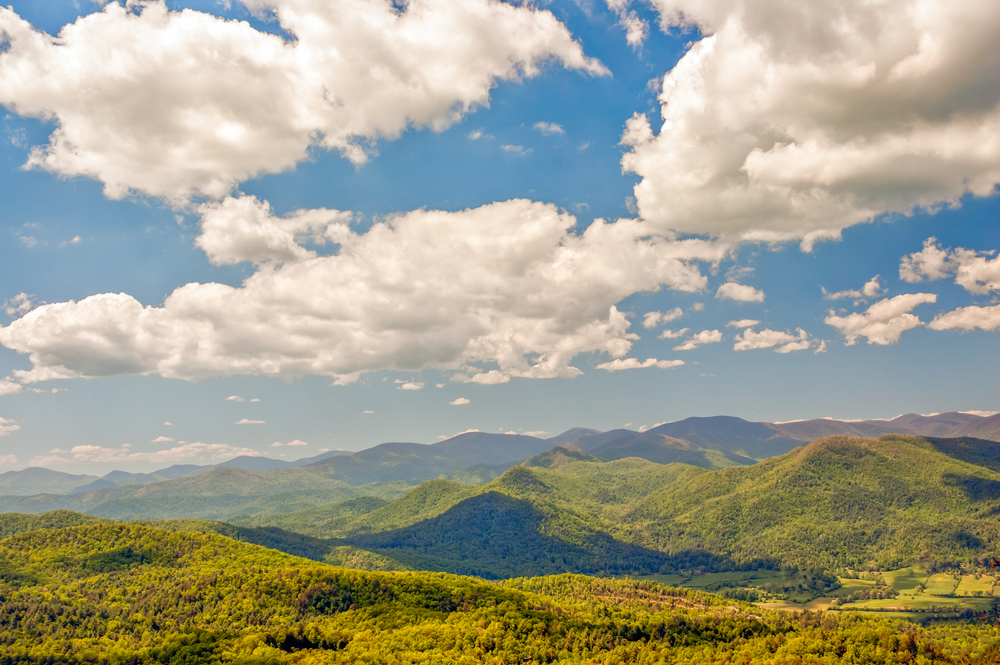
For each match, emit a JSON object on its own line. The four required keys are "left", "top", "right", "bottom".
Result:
{"left": 0, "top": 411, "right": 995, "bottom": 523}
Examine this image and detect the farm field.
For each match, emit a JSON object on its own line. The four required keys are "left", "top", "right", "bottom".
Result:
{"left": 630, "top": 567, "right": 999, "bottom": 619}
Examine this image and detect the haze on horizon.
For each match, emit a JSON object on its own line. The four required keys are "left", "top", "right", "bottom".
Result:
{"left": 0, "top": 0, "right": 997, "bottom": 475}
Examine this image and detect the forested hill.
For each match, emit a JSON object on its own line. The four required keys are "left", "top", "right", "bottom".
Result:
{"left": 1, "top": 411, "right": 996, "bottom": 502}
{"left": 0, "top": 522, "right": 996, "bottom": 663}
{"left": 236, "top": 435, "right": 1000, "bottom": 577}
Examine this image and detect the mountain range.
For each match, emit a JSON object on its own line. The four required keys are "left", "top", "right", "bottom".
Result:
{"left": 0, "top": 411, "right": 996, "bottom": 524}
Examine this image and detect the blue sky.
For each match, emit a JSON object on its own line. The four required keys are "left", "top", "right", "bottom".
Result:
{"left": 0, "top": 0, "right": 997, "bottom": 474}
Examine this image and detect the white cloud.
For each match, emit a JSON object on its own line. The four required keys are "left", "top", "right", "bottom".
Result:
{"left": 524, "top": 430, "right": 548, "bottom": 437}
{"left": 449, "top": 397, "right": 470, "bottom": 405}
{"left": 733, "top": 328, "right": 814, "bottom": 353}
{"left": 452, "top": 370, "right": 511, "bottom": 385}
{"left": 900, "top": 238, "right": 1000, "bottom": 295}
{"left": 0, "top": 454, "right": 16, "bottom": 467}
{"left": 0, "top": 198, "right": 728, "bottom": 386}
{"left": 0, "top": 417, "right": 19, "bottom": 437}
{"left": 927, "top": 304, "right": 1000, "bottom": 332}
{"left": 286, "top": 439, "right": 308, "bottom": 446}
{"left": 235, "top": 418, "right": 265, "bottom": 425}
{"left": 533, "top": 121, "right": 564, "bottom": 135}
{"left": 618, "top": 11, "right": 649, "bottom": 49}
{"left": 225, "top": 395, "right": 245, "bottom": 402}
{"left": 501, "top": 144, "right": 532, "bottom": 156}
{"left": 621, "top": 0, "right": 1000, "bottom": 243}
{"left": 397, "top": 382, "right": 424, "bottom": 391}
{"left": 4, "top": 293, "right": 35, "bottom": 319}
{"left": 642, "top": 307, "right": 683, "bottom": 328}
{"left": 595, "top": 357, "right": 684, "bottom": 371}
{"left": 271, "top": 442, "right": 282, "bottom": 447}
{"left": 363, "top": 410, "right": 374, "bottom": 414}
{"left": 151, "top": 436, "right": 175, "bottom": 443}
{"left": 0, "top": 0, "right": 606, "bottom": 202}
{"left": 249, "top": 398, "right": 260, "bottom": 402}
{"left": 716, "top": 283, "right": 765, "bottom": 302}
{"left": 899, "top": 237, "right": 953, "bottom": 283}
{"left": 198, "top": 196, "right": 352, "bottom": 265}
{"left": 823, "top": 276, "right": 884, "bottom": 303}
{"left": 29, "top": 441, "right": 257, "bottom": 466}
{"left": 726, "top": 319, "right": 760, "bottom": 328}
{"left": 638, "top": 421, "right": 668, "bottom": 433}
{"left": 825, "top": 293, "right": 937, "bottom": 345}
{"left": 691, "top": 302, "right": 705, "bottom": 311}
{"left": 467, "top": 129, "right": 488, "bottom": 140}
{"left": 0, "top": 378, "right": 22, "bottom": 396}
{"left": 18, "top": 236, "right": 38, "bottom": 248}
{"left": 673, "top": 329, "right": 723, "bottom": 351}
{"left": 163, "top": 421, "right": 173, "bottom": 426}
{"left": 657, "top": 327, "right": 689, "bottom": 339}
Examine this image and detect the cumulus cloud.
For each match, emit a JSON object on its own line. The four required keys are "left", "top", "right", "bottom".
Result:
{"left": 927, "top": 304, "right": 1000, "bottom": 332}
{"left": 0, "top": 0, "right": 606, "bottom": 202}
{"left": 534, "top": 121, "right": 564, "bottom": 135}
{"left": 0, "top": 417, "right": 19, "bottom": 437}
{"left": 726, "top": 319, "right": 760, "bottom": 328}
{"left": 0, "top": 455, "right": 16, "bottom": 467}
{"left": 0, "top": 378, "right": 22, "bottom": 396}
{"left": 619, "top": 11, "right": 649, "bottom": 48}
{"left": 658, "top": 327, "right": 689, "bottom": 339}
{"left": 642, "top": 307, "right": 683, "bottom": 328}
{"left": 449, "top": 397, "right": 470, "bottom": 405}
{"left": 822, "top": 276, "right": 884, "bottom": 303}
{"left": 4, "top": 293, "right": 35, "bottom": 319}
{"left": 235, "top": 418, "right": 265, "bottom": 425}
{"left": 716, "top": 283, "right": 765, "bottom": 302}
{"left": 198, "top": 196, "right": 352, "bottom": 265}
{"left": 397, "top": 382, "right": 424, "bottom": 391}
{"left": 30, "top": 441, "right": 257, "bottom": 466}
{"left": 501, "top": 144, "right": 532, "bottom": 156}
{"left": 900, "top": 238, "right": 1000, "bottom": 294}
{"left": 621, "top": 0, "right": 1000, "bottom": 243}
{"left": 825, "top": 293, "right": 937, "bottom": 345}
{"left": 900, "top": 238, "right": 952, "bottom": 283}
{"left": 673, "top": 329, "right": 723, "bottom": 350}
{"left": 151, "top": 436, "right": 175, "bottom": 443}
{"left": 733, "top": 328, "right": 814, "bottom": 353}
{"left": 595, "top": 357, "right": 684, "bottom": 371}
{"left": 225, "top": 395, "right": 245, "bottom": 402}
{"left": 0, "top": 198, "right": 728, "bottom": 386}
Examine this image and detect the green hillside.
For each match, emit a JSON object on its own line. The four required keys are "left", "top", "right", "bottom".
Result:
{"left": 234, "top": 435, "right": 1000, "bottom": 578}
{"left": 0, "top": 522, "right": 995, "bottom": 663}
{"left": 615, "top": 435, "right": 1000, "bottom": 570}
{"left": 0, "top": 466, "right": 414, "bottom": 520}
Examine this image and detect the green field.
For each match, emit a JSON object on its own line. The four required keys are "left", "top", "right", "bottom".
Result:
{"left": 956, "top": 574, "right": 995, "bottom": 597}
{"left": 629, "top": 567, "right": 1000, "bottom": 619}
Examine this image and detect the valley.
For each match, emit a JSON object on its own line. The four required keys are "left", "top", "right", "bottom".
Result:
{"left": 1, "top": 412, "right": 999, "bottom": 662}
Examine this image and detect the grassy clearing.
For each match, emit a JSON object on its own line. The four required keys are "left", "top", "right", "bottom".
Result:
{"left": 883, "top": 567, "right": 922, "bottom": 593}
{"left": 832, "top": 578, "right": 876, "bottom": 596}
{"left": 925, "top": 573, "right": 959, "bottom": 595}
{"left": 630, "top": 567, "right": 1000, "bottom": 620}
{"left": 955, "top": 573, "right": 995, "bottom": 597}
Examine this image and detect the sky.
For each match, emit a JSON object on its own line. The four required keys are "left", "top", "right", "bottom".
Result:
{"left": 0, "top": 0, "right": 997, "bottom": 475}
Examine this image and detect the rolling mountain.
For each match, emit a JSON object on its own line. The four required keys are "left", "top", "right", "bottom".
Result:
{"left": 239, "top": 434, "right": 1000, "bottom": 576}
{"left": 0, "top": 467, "right": 102, "bottom": 495}
{"left": 0, "top": 521, "right": 977, "bottom": 664}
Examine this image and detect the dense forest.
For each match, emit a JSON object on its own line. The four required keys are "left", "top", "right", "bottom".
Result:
{"left": 221, "top": 436, "right": 1000, "bottom": 576}
{"left": 2, "top": 434, "right": 1000, "bottom": 661}
{"left": 0, "top": 522, "right": 997, "bottom": 663}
